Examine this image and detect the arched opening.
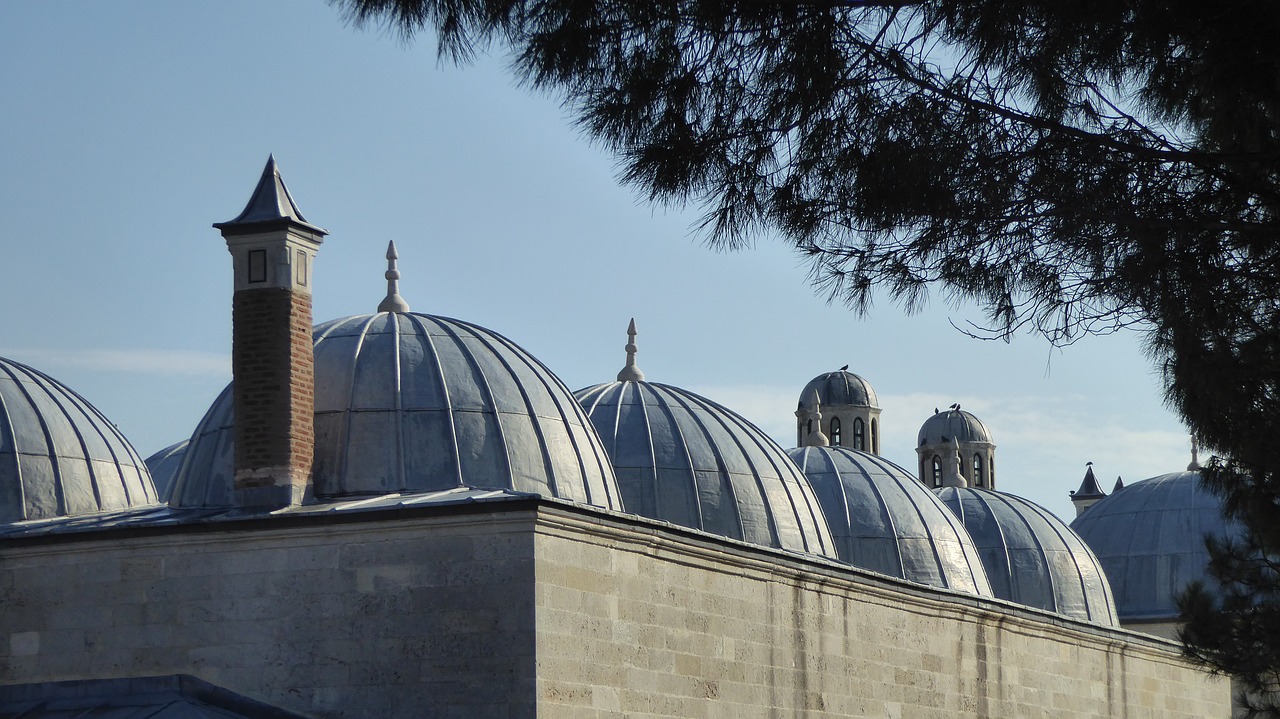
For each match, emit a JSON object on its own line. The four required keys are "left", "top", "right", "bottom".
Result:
{"left": 806, "top": 419, "right": 812, "bottom": 435}
{"left": 871, "top": 419, "right": 879, "bottom": 454}
{"left": 853, "top": 418, "right": 865, "bottom": 451}
{"left": 973, "top": 454, "right": 984, "bottom": 487}
{"left": 931, "top": 456, "right": 942, "bottom": 487}
{"left": 830, "top": 417, "right": 842, "bottom": 446}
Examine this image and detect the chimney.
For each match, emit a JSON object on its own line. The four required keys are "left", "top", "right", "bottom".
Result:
{"left": 213, "top": 156, "right": 327, "bottom": 508}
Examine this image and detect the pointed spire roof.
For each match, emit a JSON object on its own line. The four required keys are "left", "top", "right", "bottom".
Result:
{"left": 377, "top": 241, "right": 411, "bottom": 313}
{"left": 1071, "top": 462, "right": 1106, "bottom": 500}
{"left": 213, "top": 155, "right": 328, "bottom": 236}
{"left": 616, "top": 318, "right": 645, "bottom": 382}
{"left": 1112, "top": 475, "right": 1125, "bottom": 492}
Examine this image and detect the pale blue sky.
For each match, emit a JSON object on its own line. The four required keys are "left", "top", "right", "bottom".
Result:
{"left": 0, "top": 1, "right": 1192, "bottom": 519}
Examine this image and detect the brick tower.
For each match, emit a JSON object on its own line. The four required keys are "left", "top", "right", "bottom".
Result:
{"left": 213, "top": 156, "right": 327, "bottom": 507}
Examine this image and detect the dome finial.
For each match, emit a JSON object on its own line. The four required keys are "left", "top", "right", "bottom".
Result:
{"left": 941, "top": 436, "right": 968, "bottom": 487}
{"left": 377, "top": 241, "right": 411, "bottom": 314}
{"left": 1188, "top": 435, "right": 1201, "bottom": 471}
{"left": 805, "top": 390, "right": 830, "bottom": 447}
{"left": 616, "top": 318, "right": 645, "bottom": 382}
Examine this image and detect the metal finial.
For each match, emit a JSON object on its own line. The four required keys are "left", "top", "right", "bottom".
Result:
{"left": 805, "top": 390, "right": 829, "bottom": 447}
{"left": 377, "top": 241, "right": 411, "bottom": 314}
{"left": 1188, "top": 435, "right": 1201, "bottom": 471}
{"left": 616, "top": 318, "right": 645, "bottom": 382}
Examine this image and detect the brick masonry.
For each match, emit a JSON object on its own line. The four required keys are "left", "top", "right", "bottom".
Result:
{"left": 231, "top": 287, "right": 313, "bottom": 495}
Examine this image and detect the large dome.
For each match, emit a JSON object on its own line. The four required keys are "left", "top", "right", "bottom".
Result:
{"left": 936, "top": 487, "right": 1118, "bottom": 624}
{"left": 787, "top": 446, "right": 992, "bottom": 595}
{"left": 144, "top": 440, "right": 188, "bottom": 501}
{"left": 918, "top": 407, "right": 992, "bottom": 446}
{"left": 798, "top": 370, "right": 878, "bottom": 410}
{"left": 575, "top": 380, "right": 837, "bottom": 558}
{"left": 1070, "top": 470, "right": 1239, "bottom": 624}
{"left": 0, "top": 357, "right": 159, "bottom": 523}
{"left": 168, "top": 312, "right": 621, "bottom": 509}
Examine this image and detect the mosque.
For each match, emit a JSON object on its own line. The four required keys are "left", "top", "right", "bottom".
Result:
{"left": 0, "top": 159, "right": 1237, "bottom": 717}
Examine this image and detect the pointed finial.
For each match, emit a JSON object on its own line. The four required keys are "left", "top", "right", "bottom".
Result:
{"left": 377, "top": 241, "right": 411, "bottom": 314}
{"left": 941, "top": 436, "right": 968, "bottom": 487}
{"left": 616, "top": 318, "right": 645, "bottom": 382}
{"left": 1113, "top": 476, "right": 1125, "bottom": 492}
{"left": 805, "top": 390, "right": 829, "bottom": 447}
{"left": 1188, "top": 435, "right": 1201, "bottom": 471}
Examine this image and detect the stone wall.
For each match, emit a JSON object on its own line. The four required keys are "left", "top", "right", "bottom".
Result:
{"left": 1, "top": 509, "right": 538, "bottom": 718}
{"left": 1, "top": 502, "right": 1230, "bottom": 718}
{"left": 533, "top": 508, "right": 1229, "bottom": 719}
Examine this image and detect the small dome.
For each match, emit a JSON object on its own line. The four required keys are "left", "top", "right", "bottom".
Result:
{"left": 935, "top": 487, "right": 1118, "bottom": 624}
{"left": 144, "top": 440, "right": 188, "bottom": 501}
{"left": 168, "top": 313, "right": 621, "bottom": 510}
{"left": 0, "top": 357, "right": 159, "bottom": 523}
{"left": 575, "top": 380, "right": 837, "bottom": 558}
{"left": 1070, "top": 471, "right": 1239, "bottom": 623}
{"left": 918, "top": 408, "right": 993, "bottom": 446}
{"left": 798, "top": 370, "right": 878, "bottom": 410}
{"left": 788, "top": 446, "right": 992, "bottom": 595}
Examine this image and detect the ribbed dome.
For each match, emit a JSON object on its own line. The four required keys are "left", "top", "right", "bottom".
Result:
{"left": 575, "top": 380, "right": 837, "bottom": 557}
{"left": 144, "top": 440, "right": 188, "bottom": 501}
{"left": 788, "top": 446, "right": 992, "bottom": 595}
{"left": 0, "top": 357, "right": 159, "bottom": 523}
{"left": 936, "top": 487, "right": 1118, "bottom": 624}
{"left": 1070, "top": 471, "right": 1239, "bottom": 623}
{"left": 918, "top": 408, "right": 992, "bottom": 446}
{"left": 168, "top": 313, "right": 621, "bottom": 509}
{"left": 798, "top": 371, "right": 878, "bottom": 410}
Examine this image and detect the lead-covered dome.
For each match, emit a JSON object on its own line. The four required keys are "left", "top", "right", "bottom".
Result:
{"left": 144, "top": 440, "right": 188, "bottom": 501}
{"left": 1070, "top": 470, "right": 1239, "bottom": 624}
{"left": 918, "top": 407, "right": 992, "bottom": 446}
{"left": 788, "top": 446, "right": 992, "bottom": 595}
{"left": 798, "top": 370, "right": 878, "bottom": 410}
{"left": 575, "top": 379, "right": 836, "bottom": 558}
{"left": 168, "top": 313, "right": 621, "bottom": 509}
{"left": 0, "top": 357, "right": 159, "bottom": 523}
{"left": 936, "top": 487, "right": 1118, "bottom": 624}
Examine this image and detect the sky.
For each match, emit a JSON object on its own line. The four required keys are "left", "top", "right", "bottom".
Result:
{"left": 0, "top": 1, "right": 1195, "bottom": 521}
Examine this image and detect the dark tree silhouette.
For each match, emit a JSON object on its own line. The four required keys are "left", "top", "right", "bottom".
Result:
{"left": 333, "top": 1, "right": 1280, "bottom": 709}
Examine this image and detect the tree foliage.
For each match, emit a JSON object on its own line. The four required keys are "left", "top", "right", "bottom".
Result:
{"left": 335, "top": 0, "right": 1280, "bottom": 709}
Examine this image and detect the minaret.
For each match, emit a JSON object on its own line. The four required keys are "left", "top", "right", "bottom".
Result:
{"left": 1069, "top": 462, "right": 1107, "bottom": 517}
{"left": 213, "top": 156, "right": 327, "bottom": 508}
{"left": 617, "top": 318, "right": 645, "bottom": 382}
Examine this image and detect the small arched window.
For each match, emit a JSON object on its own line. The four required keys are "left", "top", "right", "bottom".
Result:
{"left": 830, "top": 417, "right": 842, "bottom": 446}
{"left": 989, "top": 457, "right": 995, "bottom": 486}
{"left": 807, "top": 419, "right": 813, "bottom": 435}
{"left": 871, "top": 419, "right": 879, "bottom": 454}
{"left": 853, "top": 418, "right": 865, "bottom": 451}
{"left": 973, "top": 454, "right": 984, "bottom": 487}
{"left": 931, "top": 456, "right": 942, "bottom": 487}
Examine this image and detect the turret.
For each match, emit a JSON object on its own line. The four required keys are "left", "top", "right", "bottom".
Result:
{"left": 1069, "top": 462, "right": 1107, "bottom": 517}
{"left": 212, "top": 156, "right": 327, "bottom": 508}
